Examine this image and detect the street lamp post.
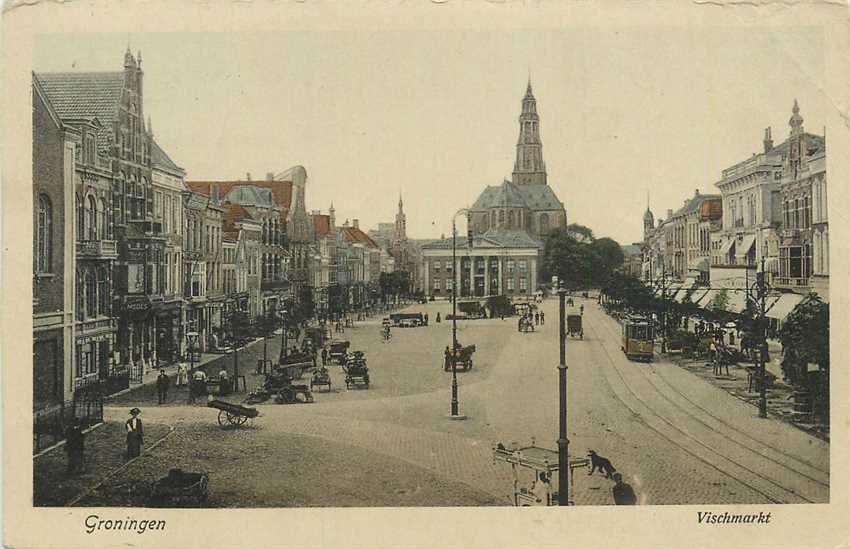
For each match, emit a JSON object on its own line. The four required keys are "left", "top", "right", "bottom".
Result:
{"left": 448, "top": 208, "right": 470, "bottom": 420}
{"left": 557, "top": 283, "right": 569, "bottom": 505}
{"left": 186, "top": 331, "right": 199, "bottom": 404}
{"left": 279, "top": 307, "right": 288, "bottom": 364}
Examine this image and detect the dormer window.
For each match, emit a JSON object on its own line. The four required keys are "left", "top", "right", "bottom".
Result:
{"left": 85, "top": 134, "right": 96, "bottom": 165}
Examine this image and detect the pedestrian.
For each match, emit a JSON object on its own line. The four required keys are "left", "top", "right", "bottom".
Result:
{"left": 518, "top": 316, "right": 523, "bottom": 332}
{"left": 424, "top": 313, "right": 429, "bottom": 326}
{"left": 156, "top": 369, "right": 170, "bottom": 405}
{"left": 611, "top": 473, "right": 637, "bottom": 505}
{"left": 64, "top": 417, "right": 85, "bottom": 475}
{"left": 444, "top": 346, "right": 452, "bottom": 371}
{"left": 580, "top": 305, "right": 584, "bottom": 315}
{"left": 321, "top": 347, "right": 328, "bottom": 366}
{"left": 218, "top": 367, "right": 229, "bottom": 395}
{"left": 540, "top": 311, "right": 544, "bottom": 325}
{"left": 125, "top": 408, "right": 144, "bottom": 460}
{"left": 729, "top": 330, "right": 735, "bottom": 346}
{"left": 534, "top": 312, "right": 540, "bottom": 325}
{"left": 532, "top": 472, "right": 552, "bottom": 506}
{"left": 436, "top": 312, "right": 441, "bottom": 323}
{"left": 176, "top": 362, "right": 187, "bottom": 387}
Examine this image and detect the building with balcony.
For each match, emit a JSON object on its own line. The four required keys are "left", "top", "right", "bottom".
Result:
{"left": 777, "top": 101, "right": 828, "bottom": 300}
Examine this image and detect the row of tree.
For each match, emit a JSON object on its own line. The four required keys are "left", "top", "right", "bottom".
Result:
{"left": 540, "top": 224, "right": 625, "bottom": 290}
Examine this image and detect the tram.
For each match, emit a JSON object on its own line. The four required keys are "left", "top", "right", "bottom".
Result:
{"left": 621, "top": 315, "right": 655, "bottom": 362}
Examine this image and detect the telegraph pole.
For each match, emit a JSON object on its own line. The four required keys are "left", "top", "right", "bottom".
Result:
{"left": 557, "top": 282, "right": 569, "bottom": 505}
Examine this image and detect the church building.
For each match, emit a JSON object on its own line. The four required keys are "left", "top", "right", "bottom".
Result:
{"left": 422, "top": 80, "right": 566, "bottom": 299}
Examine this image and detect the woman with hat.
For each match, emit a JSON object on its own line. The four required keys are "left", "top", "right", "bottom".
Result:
{"left": 125, "top": 408, "right": 144, "bottom": 460}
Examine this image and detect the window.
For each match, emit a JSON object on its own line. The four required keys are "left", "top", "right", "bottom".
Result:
{"left": 36, "top": 194, "right": 52, "bottom": 273}
{"left": 507, "top": 278, "right": 514, "bottom": 291}
{"left": 507, "top": 259, "right": 515, "bottom": 274}
{"left": 433, "top": 260, "right": 440, "bottom": 273}
{"left": 98, "top": 267, "right": 109, "bottom": 315}
{"left": 508, "top": 210, "right": 515, "bottom": 228}
{"left": 85, "top": 269, "right": 97, "bottom": 317}
{"left": 445, "top": 260, "right": 452, "bottom": 271}
{"left": 519, "top": 278, "right": 528, "bottom": 292}
{"left": 445, "top": 278, "right": 453, "bottom": 291}
{"left": 519, "top": 259, "right": 528, "bottom": 273}
{"left": 433, "top": 279, "right": 441, "bottom": 291}
{"left": 85, "top": 195, "right": 97, "bottom": 240}
{"left": 539, "top": 213, "right": 549, "bottom": 232}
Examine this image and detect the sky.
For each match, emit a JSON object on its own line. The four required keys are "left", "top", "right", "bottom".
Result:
{"left": 33, "top": 28, "right": 827, "bottom": 244}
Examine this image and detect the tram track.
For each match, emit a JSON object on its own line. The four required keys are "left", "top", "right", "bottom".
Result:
{"left": 580, "top": 305, "right": 824, "bottom": 504}
{"left": 592, "top": 311, "right": 829, "bottom": 489}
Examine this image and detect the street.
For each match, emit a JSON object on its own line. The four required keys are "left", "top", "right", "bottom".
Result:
{"left": 95, "top": 296, "right": 828, "bottom": 506}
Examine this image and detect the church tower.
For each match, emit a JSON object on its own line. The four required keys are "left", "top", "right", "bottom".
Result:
{"left": 512, "top": 79, "right": 547, "bottom": 186}
{"left": 643, "top": 191, "right": 655, "bottom": 240}
{"left": 394, "top": 194, "right": 407, "bottom": 242}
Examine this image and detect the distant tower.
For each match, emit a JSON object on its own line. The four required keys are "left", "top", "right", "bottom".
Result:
{"left": 512, "top": 79, "right": 547, "bottom": 186}
{"left": 786, "top": 99, "right": 807, "bottom": 178}
{"left": 394, "top": 194, "right": 407, "bottom": 242}
{"left": 643, "top": 191, "right": 655, "bottom": 241}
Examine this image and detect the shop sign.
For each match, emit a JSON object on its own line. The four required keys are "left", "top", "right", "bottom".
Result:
{"left": 126, "top": 297, "right": 152, "bottom": 312}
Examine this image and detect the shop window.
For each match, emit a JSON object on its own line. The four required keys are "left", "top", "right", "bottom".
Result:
{"left": 36, "top": 194, "right": 52, "bottom": 273}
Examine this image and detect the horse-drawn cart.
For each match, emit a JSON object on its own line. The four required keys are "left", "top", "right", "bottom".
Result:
{"left": 245, "top": 369, "right": 315, "bottom": 404}
{"left": 445, "top": 344, "right": 476, "bottom": 372}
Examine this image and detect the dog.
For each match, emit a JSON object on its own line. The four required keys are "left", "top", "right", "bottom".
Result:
{"left": 587, "top": 450, "right": 617, "bottom": 479}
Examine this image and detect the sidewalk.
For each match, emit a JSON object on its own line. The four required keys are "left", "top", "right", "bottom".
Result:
{"left": 106, "top": 337, "right": 270, "bottom": 402}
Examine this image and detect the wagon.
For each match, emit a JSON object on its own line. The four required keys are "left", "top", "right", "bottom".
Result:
{"left": 148, "top": 469, "right": 209, "bottom": 506}
{"left": 566, "top": 314, "right": 583, "bottom": 339}
{"left": 207, "top": 399, "right": 259, "bottom": 427}
{"left": 328, "top": 340, "right": 350, "bottom": 364}
{"left": 445, "top": 344, "right": 475, "bottom": 372}
{"left": 279, "top": 351, "right": 314, "bottom": 379}
{"left": 244, "top": 370, "right": 315, "bottom": 404}
{"left": 343, "top": 352, "right": 370, "bottom": 389}
{"left": 310, "top": 367, "right": 332, "bottom": 392}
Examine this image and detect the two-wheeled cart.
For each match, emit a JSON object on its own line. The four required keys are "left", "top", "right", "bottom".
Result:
{"left": 207, "top": 399, "right": 259, "bottom": 428}
{"left": 493, "top": 440, "right": 589, "bottom": 506}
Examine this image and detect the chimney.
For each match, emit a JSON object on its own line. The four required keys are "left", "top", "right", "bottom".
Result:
{"left": 246, "top": 172, "right": 251, "bottom": 181}
{"left": 266, "top": 172, "right": 274, "bottom": 181}
{"left": 763, "top": 126, "right": 774, "bottom": 153}
{"left": 667, "top": 208, "right": 673, "bottom": 219}
{"left": 353, "top": 219, "right": 360, "bottom": 229}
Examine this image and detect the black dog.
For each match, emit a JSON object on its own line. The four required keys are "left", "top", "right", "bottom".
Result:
{"left": 587, "top": 450, "right": 616, "bottom": 479}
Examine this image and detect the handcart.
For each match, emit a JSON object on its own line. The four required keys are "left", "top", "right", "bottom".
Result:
{"left": 148, "top": 468, "right": 209, "bottom": 507}
{"left": 493, "top": 439, "right": 589, "bottom": 506}
{"left": 207, "top": 399, "right": 259, "bottom": 427}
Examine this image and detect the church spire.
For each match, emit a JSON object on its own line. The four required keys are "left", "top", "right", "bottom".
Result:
{"left": 512, "top": 78, "right": 546, "bottom": 185}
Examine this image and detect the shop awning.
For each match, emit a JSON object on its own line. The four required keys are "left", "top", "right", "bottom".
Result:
{"left": 725, "top": 288, "right": 751, "bottom": 314}
{"left": 719, "top": 238, "right": 736, "bottom": 257}
{"left": 766, "top": 293, "right": 805, "bottom": 320}
{"left": 736, "top": 234, "right": 756, "bottom": 259}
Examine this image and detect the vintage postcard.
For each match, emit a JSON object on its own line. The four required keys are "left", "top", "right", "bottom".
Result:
{"left": 2, "top": 1, "right": 849, "bottom": 548}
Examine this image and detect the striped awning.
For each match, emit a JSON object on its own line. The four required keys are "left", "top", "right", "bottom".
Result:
{"left": 766, "top": 293, "right": 805, "bottom": 320}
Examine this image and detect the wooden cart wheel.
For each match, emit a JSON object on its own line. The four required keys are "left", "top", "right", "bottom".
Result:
{"left": 236, "top": 414, "right": 249, "bottom": 426}
{"left": 281, "top": 387, "right": 295, "bottom": 403}
{"left": 217, "top": 410, "right": 227, "bottom": 426}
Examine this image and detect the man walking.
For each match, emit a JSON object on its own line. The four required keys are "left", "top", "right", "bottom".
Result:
{"left": 156, "top": 369, "right": 170, "bottom": 405}
{"left": 534, "top": 312, "right": 540, "bottom": 325}
{"left": 321, "top": 347, "right": 328, "bottom": 367}
{"left": 540, "top": 311, "right": 544, "bottom": 325}
{"left": 125, "top": 408, "right": 144, "bottom": 460}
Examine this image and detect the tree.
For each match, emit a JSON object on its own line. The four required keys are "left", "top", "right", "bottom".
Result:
{"left": 542, "top": 227, "right": 623, "bottom": 290}
{"left": 779, "top": 296, "right": 829, "bottom": 421}
{"left": 591, "top": 238, "right": 625, "bottom": 273}
{"left": 567, "top": 223, "right": 594, "bottom": 243}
